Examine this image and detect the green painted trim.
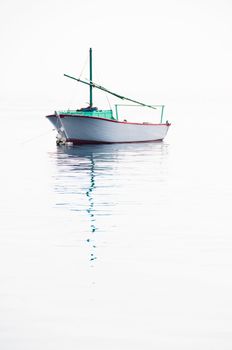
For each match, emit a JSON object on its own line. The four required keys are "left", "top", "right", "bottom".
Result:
{"left": 59, "top": 109, "right": 115, "bottom": 120}
{"left": 115, "top": 105, "right": 119, "bottom": 120}
{"left": 160, "top": 105, "right": 164, "bottom": 123}
{"left": 89, "top": 48, "right": 93, "bottom": 107}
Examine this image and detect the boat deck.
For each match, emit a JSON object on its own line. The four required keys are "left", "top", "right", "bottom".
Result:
{"left": 58, "top": 109, "right": 116, "bottom": 120}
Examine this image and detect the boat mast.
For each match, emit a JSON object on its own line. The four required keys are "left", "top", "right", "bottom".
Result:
{"left": 64, "top": 49, "right": 158, "bottom": 111}
{"left": 89, "top": 48, "right": 93, "bottom": 108}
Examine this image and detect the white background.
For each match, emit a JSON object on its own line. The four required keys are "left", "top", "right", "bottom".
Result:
{"left": 0, "top": 1, "right": 232, "bottom": 349}
{"left": 1, "top": 0, "right": 231, "bottom": 113}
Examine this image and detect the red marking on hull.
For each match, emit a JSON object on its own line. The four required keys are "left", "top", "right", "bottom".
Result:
{"left": 66, "top": 139, "right": 164, "bottom": 145}
{"left": 46, "top": 114, "right": 171, "bottom": 127}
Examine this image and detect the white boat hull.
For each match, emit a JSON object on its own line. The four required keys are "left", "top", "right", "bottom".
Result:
{"left": 46, "top": 115, "right": 170, "bottom": 144}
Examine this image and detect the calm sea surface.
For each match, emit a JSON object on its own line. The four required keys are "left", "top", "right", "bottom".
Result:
{"left": 0, "top": 106, "right": 232, "bottom": 349}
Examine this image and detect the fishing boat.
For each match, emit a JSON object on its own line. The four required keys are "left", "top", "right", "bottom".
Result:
{"left": 46, "top": 49, "right": 171, "bottom": 145}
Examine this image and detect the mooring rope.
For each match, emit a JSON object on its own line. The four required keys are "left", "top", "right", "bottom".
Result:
{"left": 20, "top": 129, "right": 55, "bottom": 145}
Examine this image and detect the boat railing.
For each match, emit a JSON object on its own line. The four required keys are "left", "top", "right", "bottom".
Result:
{"left": 114, "top": 104, "right": 165, "bottom": 123}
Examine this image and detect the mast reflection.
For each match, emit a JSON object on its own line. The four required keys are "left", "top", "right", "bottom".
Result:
{"left": 86, "top": 154, "right": 97, "bottom": 264}
{"left": 52, "top": 145, "right": 102, "bottom": 266}
{"left": 50, "top": 142, "right": 169, "bottom": 266}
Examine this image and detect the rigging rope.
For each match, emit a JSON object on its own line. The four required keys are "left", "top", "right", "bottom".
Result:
{"left": 64, "top": 74, "right": 157, "bottom": 110}
{"left": 20, "top": 129, "right": 54, "bottom": 145}
{"left": 78, "top": 54, "right": 89, "bottom": 79}
{"left": 94, "top": 68, "right": 112, "bottom": 110}
{"left": 67, "top": 54, "right": 89, "bottom": 108}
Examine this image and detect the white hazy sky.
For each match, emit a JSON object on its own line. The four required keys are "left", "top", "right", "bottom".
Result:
{"left": 0, "top": 0, "right": 232, "bottom": 113}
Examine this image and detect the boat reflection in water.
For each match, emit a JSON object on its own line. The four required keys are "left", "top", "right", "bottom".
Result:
{"left": 85, "top": 152, "right": 97, "bottom": 264}
{"left": 50, "top": 142, "right": 169, "bottom": 265}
